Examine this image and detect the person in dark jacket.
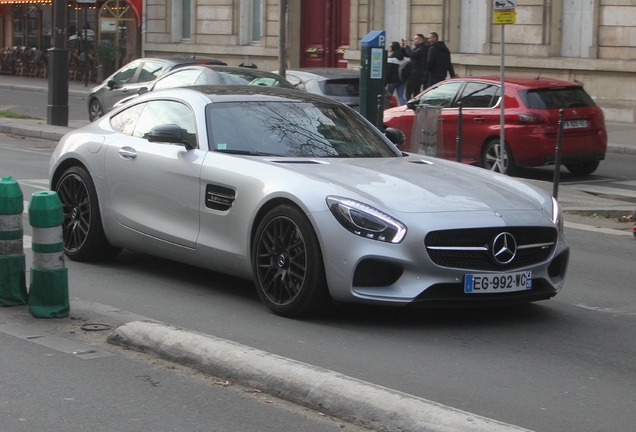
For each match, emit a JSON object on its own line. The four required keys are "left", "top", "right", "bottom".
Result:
{"left": 402, "top": 34, "right": 429, "bottom": 100}
{"left": 385, "top": 41, "right": 407, "bottom": 105}
{"left": 426, "top": 32, "right": 456, "bottom": 88}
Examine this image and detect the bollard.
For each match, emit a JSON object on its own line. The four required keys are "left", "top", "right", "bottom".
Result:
{"left": 0, "top": 177, "right": 28, "bottom": 306}
{"left": 27, "top": 191, "right": 69, "bottom": 318}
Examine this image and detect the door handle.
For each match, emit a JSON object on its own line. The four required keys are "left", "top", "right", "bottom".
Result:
{"left": 473, "top": 117, "right": 484, "bottom": 123}
{"left": 306, "top": 48, "right": 318, "bottom": 53}
{"left": 119, "top": 147, "right": 137, "bottom": 159}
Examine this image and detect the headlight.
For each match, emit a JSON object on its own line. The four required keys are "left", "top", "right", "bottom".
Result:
{"left": 326, "top": 196, "right": 407, "bottom": 243}
{"left": 552, "top": 197, "right": 564, "bottom": 234}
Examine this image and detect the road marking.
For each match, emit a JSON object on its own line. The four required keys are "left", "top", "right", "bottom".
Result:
{"left": 564, "top": 221, "right": 633, "bottom": 236}
{"left": 572, "top": 303, "right": 636, "bottom": 316}
{"left": 568, "top": 183, "right": 636, "bottom": 199}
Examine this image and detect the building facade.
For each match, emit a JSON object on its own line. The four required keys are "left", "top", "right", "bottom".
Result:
{"left": 2, "top": 1, "right": 635, "bottom": 122}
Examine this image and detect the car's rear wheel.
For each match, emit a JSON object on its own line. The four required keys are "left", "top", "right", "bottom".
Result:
{"left": 482, "top": 138, "right": 516, "bottom": 175}
{"left": 54, "top": 166, "right": 122, "bottom": 262}
{"left": 252, "top": 205, "right": 330, "bottom": 317}
{"left": 89, "top": 99, "right": 104, "bottom": 121}
{"left": 564, "top": 161, "right": 600, "bottom": 176}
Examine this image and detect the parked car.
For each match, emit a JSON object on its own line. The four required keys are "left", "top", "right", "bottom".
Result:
{"left": 87, "top": 56, "right": 226, "bottom": 121}
{"left": 51, "top": 85, "right": 569, "bottom": 317}
{"left": 112, "top": 65, "right": 295, "bottom": 108}
{"left": 277, "top": 67, "right": 398, "bottom": 110}
{"left": 383, "top": 75, "right": 607, "bottom": 175}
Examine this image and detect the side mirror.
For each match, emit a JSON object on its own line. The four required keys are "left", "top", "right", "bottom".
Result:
{"left": 147, "top": 124, "right": 195, "bottom": 150}
{"left": 137, "top": 86, "right": 148, "bottom": 95}
{"left": 406, "top": 98, "right": 418, "bottom": 111}
{"left": 107, "top": 78, "right": 116, "bottom": 89}
{"left": 384, "top": 127, "right": 406, "bottom": 147}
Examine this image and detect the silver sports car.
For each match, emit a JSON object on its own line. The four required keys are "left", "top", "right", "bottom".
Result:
{"left": 50, "top": 86, "right": 569, "bottom": 317}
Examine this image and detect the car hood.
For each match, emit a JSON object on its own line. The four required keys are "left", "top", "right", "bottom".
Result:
{"left": 274, "top": 156, "right": 547, "bottom": 213}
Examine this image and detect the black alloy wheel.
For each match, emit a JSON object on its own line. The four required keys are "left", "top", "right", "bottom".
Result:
{"left": 55, "top": 166, "right": 121, "bottom": 261}
{"left": 252, "top": 205, "right": 329, "bottom": 317}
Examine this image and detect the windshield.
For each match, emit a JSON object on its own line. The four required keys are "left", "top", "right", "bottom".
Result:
{"left": 206, "top": 101, "right": 399, "bottom": 158}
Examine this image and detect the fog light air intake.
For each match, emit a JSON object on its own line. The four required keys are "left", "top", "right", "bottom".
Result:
{"left": 28, "top": 191, "right": 69, "bottom": 318}
{"left": 0, "top": 177, "right": 28, "bottom": 306}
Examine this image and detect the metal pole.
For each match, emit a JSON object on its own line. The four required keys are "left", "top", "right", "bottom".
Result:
{"left": 499, "top": 24, "right": 505, "bottom": 172}
{"left": 83, "top": 5, "right": 89, "bottom": 87}
{"left": 47, "top": 0, "right": 69, "bottom": 126}
{"left": 456, "top": 101, "right": 463, "bottom": 162}
{"left": 552, "top": 109, "right": 565, "bottom": 199}
{"left": 278, "top": 0, "right": 287, "bottom": 78}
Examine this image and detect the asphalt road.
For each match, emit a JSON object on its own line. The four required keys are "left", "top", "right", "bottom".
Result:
{"left": 1, "top": 132, "right": 635, "bottom": 432}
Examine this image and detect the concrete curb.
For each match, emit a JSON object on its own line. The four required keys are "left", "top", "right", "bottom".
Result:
{"left": 108, "top": 321, "right": 532, "bottom": 432}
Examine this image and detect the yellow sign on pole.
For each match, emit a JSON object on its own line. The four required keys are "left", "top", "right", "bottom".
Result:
{"left": 493, "top": 9, "right": 516, "bottom": 24}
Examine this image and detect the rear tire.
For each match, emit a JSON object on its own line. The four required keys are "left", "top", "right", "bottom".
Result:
{"left": 564, "top": 161, "right": 600, "bottom": 176}
{"left": 252, "top": 205, "right": 330, "bottom": 317}
{"left": 482, "top": 138, "right": 516, "bottom": 176}
{"left": 54, "top": 166, "right": 122, "bottom": 262}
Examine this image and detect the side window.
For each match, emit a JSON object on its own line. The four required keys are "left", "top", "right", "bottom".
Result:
{"left": 418, "top": 82, "right": 463, "bottom": 108}
{"left": 133, "top": 100, "right": 197, "bottom": 147}
{"left": 111, "top": 103, "right": 146, "bottom": 135}
{"left": 113, "top": 61, "right": 140, "bottom": 86}
{"left": 456, "top": 82, "right": 500, "bottom": 108}
{"left": 153, "top": 70, "right": 204, "bottom": 91}
{"left": 137, "top": 61, "right": 164, "bottom": 83}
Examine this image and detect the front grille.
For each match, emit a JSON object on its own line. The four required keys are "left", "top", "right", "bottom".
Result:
{"left": 425, "top": 227, "right": 557, "bottom": 271}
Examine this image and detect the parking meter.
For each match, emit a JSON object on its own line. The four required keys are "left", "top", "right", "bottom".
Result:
{"left": 360, "top": 30, "right": 386, "bottom": 127}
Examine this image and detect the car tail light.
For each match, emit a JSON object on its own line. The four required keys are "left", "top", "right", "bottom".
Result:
{"left": 516, "top": 113, "right": 549, "bottom": 125}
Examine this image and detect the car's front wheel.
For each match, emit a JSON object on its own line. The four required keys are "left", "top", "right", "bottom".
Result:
{"left": 252, "top": 205, "right": 330, "bottom": 317}
{"left": 54, "top": 166, "right": 122, "bottom": 262}
{"left": 88, "top": 98, "right": 104, "bottom": 121}
{"left": 482, "top": 138, "right": 516, "bottom": 175}
{"left": 564, "top": 161, "right": 600, "bottom": 176}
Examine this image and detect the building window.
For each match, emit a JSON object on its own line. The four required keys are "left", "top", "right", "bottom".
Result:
{"left": 240, "top": 0, "right": 262, "bottom": 45}
{"left": 172, "top": 0, "right": 192, "bottom": 42}
{"left": 182, "top": 0, "right": 192, "bottom": 40}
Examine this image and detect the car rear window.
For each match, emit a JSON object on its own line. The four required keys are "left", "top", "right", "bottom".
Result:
{"left": 522, "top": 87, "right": 596, "bottom": 109}
{"left": 321, "top": 79, "right": 360, "bottom": 97}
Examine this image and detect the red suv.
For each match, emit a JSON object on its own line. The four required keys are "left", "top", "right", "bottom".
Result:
{"left": 383, "top": 75, "right": 607, "bottom": 175}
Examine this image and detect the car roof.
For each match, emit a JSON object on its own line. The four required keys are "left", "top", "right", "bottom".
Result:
{"left": 164, "top": 84, "right": 346, "bottom": 105}
{"left": 449, "top": 75, "right": 583, "bottom": 89}
{"left": 132, "top": 56, "right": 227, "bottom": 67}
{"left": 284, "top": 68, "right": 360, "bottom": 80}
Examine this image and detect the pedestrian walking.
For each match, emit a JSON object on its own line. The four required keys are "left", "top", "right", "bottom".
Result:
{"left": 426, "top": 32, "right": 456, "bottom": 88}
{"left": 385, "top": 41, "right": 407, "bottom": 105}
{"left": 402, "top": 34, "right": 429, "bottom": 100}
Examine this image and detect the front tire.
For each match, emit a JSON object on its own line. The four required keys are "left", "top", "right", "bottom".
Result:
{"left": 482, "top": 138, "right": 516, "bottom": 175}
{"left": 565, "top": 161, "right": 600, "bottom": 176}
{"left": 54, "top": 166, "right": 122, "bottom": 262}
{"left": 89, "top": 98, "right": 104, "bottom": 122}
{"left": 252, "top": 205, "right": 330, "bottom": 317}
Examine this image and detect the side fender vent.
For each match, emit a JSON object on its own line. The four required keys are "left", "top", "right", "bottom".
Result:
{"left": 205, "top": 184, "right": 236, "bottom": 211}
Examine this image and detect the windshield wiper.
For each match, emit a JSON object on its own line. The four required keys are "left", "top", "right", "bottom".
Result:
{"left": 214, "top": 149, "right": 283, "bottom": 156}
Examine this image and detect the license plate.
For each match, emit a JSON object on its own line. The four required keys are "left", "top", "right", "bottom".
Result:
{"left": 464, "top": 271, "right": 532, "bottom": 293}
{"left": 563, "top": 119, "right": 588, "bottom": 129}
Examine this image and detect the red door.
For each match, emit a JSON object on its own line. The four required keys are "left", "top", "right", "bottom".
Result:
{"left": 300, "top": 0, "right": 350, "bottom": 68}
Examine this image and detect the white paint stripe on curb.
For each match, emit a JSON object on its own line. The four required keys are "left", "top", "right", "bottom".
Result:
{"left": 108, "top": 321, "right": 533, "bottom": 432}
